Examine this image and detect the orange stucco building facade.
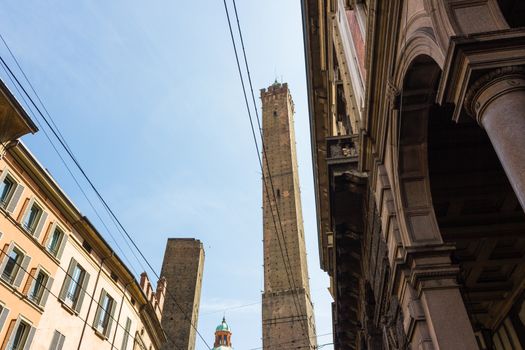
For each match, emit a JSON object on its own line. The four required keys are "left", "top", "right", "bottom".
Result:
{"left": 0, "top": 79, "right": 166, "bottom": 350}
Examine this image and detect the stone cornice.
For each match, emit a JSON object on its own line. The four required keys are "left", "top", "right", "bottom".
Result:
{"left": 437, "top": 28, "right": 525, "bottom": 121}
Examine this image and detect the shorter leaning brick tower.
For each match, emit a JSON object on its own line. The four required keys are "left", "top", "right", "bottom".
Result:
{"left": 261, "top": 82, "right": 317, "bottom": 349}
{"left": 160, "top": 238, "right": 205, "bottom": 350}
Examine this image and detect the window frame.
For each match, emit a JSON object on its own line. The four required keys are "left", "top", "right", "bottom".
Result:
{"left": 58, "top": 258, "right": 90, "bottom": 313}
{"left": 22, "top": 199, "right": 44, "bottom": 235}
{"left": 93, "top": 288, "right": 117, "bottom": 338}
{"left": 121, "top": 317, "right": 132, "bottom": 350}
{"left": 0, "top": 169, "right": 24, "bottom": 214}
{"left": 26, "top": 265, "right": 53, "bottom": 307}
{"left": 1, "top": 246, "right": 23, "bottom": 284}
{"left": 0, "top": 243, "right": 31, "bottom": 289}
{"left": 0, "top": 174, "right": 16, "bottom": 208}
{"left": 49, "top": 330, "right": 66, "bottom": 350}
{"left": 66, "top": 265, "right": 85, "bottom": 305}
{"left": 6, "top": 316, "right": 35, "bottom": 350}
{"left": 0, "top": 302, "right": 9, "bottom": 333}
{"left": 45, "top": 222, "right": 68, "bottom": 260}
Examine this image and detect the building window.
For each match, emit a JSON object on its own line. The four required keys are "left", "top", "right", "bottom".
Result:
{"left": 121, "top": 317, "right": 131, "bottom": 350}
{"left": 2, "top": 247, "right": 22, "bottom": 283}
{"left": 93, "top": 289, "right": 117, "bottom": 338}
{"left": 28, "top": 268, "right": 53, "bottom": 307}
{"left": 0, "top": 244, "right": 31, "bottom": 288}
{"left": 46, "top": 224, "right": 67, "bottom": 259}
{"left": 59, "top": 258, "right": 90, "bottom": 312}
{"left": 6, "top": 317, "right": 35, "bottom": 350}
{"left": 0, "top": 303, "right": 10, "bottom": 333}
{"left": 49, "top": 330, "right": 65, "bottom": 350}
{"left": 0, "top": 175, "right": 15, "bottom": 208}
{"left": 0, "top": 170, "right": 24, "bottom": 214}
{"left": 22, "top": 201, "right": 44, "bottom": 235}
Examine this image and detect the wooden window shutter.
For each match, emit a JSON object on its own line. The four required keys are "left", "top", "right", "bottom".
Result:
{"left": 33, "top": 210, "right": 48, "bottom": 240}
{"left": 49, "top": 330, "right": 60, "bottom": 350}
{"left": 0, "top": 242, "right": 14, "bottom": 273}
{"left": 4, "top": 318, "right": 20, "bottom": 350}
{"left": 75, "top": 269, "right": 90, "bottom": 313}
{"left": 5, "top": 183, "right": 24, "bottom": 214}
{"left": 13, "top": 254, "right": 31, "bottom": 288}
{"left": 40, "top": 276, "right": 54, "bottom": 307}
{"left": 19, "top": 197, "right": 34, "bottom": 225}
{"left": 121, "top": 317, "right": 131, "bottom": 350}
{"left": 105, "top": 296, "right": 117, "bottom": 337}
{"left": 57, "top": 332, "right": 65, "bottom": 350}
{"left": 93, "top": 289, "right": 106, "bottom": 330}
{"left": 0, "top": 305, "right": 9, "bottom": 333}
{"left": 43, "top": 221, "right": 57, "bottom": 248}
{"left": 22, "top": 325, "right": 36, "bottom": 350}
{"left": 23, "top": 267, "right": 37, "bottom": 295}
{"left": 59, "top": 258, "right": 76, "bottom": 301}
{"left": 56, "top": 233, "right": 68, "bottom": 260}
{"left": 50, "top": 330, "right": 65, "bottom": 350}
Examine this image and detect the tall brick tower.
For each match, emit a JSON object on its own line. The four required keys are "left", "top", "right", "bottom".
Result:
{"left": 160, "top": 238, "right": 205, "bottom": 350}
{"left": 261, "top": 82, "right": 317, "bottom": 349}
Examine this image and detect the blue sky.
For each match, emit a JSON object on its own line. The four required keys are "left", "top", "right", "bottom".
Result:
{"left": 0, "top": 1, "right": 333, "bottom": 349}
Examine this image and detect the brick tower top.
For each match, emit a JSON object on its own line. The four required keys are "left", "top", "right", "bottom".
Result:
{"left": 260, "top": 81, "right": 295, "bottom": 114}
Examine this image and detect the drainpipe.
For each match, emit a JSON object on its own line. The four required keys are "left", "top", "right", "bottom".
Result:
{"left": 111, "top": 279, "right": 133, "bottom": 349}
{"left": 77, "top": 253, "right": 111, "bottom": 350}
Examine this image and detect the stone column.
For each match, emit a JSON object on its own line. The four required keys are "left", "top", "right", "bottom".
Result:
{"left": 405, "top": 254, "right": 479, "bottom": 350}
{"left": 466, "top": 67, "right": 525, "bottom": 211}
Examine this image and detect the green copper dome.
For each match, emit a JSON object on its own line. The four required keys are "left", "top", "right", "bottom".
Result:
{"left": 216, "top": 317, "right": 230, "bottom": 332}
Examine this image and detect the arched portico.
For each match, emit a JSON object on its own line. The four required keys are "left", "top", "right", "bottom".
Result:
{"left": 388, "top": 48, "right": 525, "bottom": 348}
{"left": 388, "top": 54, "right": 479, "bottom": 350}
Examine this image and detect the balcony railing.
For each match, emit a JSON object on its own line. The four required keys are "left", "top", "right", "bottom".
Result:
{"left": 326, "top": 134, "right": 359, "bottom": 166}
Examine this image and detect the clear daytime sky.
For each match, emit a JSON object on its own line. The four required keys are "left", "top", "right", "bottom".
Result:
{"left": 0, "top": 1, "right": 334, "bottom": 349}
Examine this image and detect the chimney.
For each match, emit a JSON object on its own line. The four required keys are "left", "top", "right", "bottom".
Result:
{"left": 140, "top": 272, "right": 152, "bottom": 301}
{"left": 156, "top": 277, "right": 167, "bottom": 314}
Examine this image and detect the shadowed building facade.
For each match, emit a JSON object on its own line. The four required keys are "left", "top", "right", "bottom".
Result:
{"left": 160, "top": 238, "right": 204, "bottom": 350}
{"left": 303, "top": 0, "right": 525, "bottom": 349}
{"left": 261, "top": 82, "right": 317, "bottom": 349}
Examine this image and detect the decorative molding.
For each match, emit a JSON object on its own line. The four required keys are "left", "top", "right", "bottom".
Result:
{"left": 464, "top": 66, "right": 525, "bottom": 123}
{"left": 386, "top": 79, "right": 401, "bottom": 110}
{"left": 437, "top": 28, "right": 525, "bottom": 121}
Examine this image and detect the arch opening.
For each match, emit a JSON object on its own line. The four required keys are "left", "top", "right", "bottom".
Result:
{"left": 497, "top": 0, "right": 525, "bottom": 28}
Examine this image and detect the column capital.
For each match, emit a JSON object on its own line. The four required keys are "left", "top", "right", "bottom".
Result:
{"left": 436, "top": 29, "right": 525, "bottom": 122}
{"left": 401, "top": 247, "right": 460, "bottom": 293}
{"left": 464, "top": 66, "right": 525, "bottom": 125}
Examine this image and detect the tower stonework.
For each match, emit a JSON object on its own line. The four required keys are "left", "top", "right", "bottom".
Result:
{"left": 160, "top": 238, "right": 205, "bottom": 350}
{"left": 261, "top": 82, "right": 317, "bottom": 349}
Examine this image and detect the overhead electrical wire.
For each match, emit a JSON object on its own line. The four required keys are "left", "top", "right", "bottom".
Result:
{"left": 0, "top": 38, "right": 212, "bottom": 350}
{"left": 0, "top": 249, "right": 166, "bottom": 350}
{"left": 247, "top": 333, "right": 333, "bottom": 350}
{"left": 0, "top": 33, "right": 145, "bottom": 278}
{"left": 1, "top": 2, "right": 321, "bottom": 346}
{"left": 230, "top": 0, "right": 313, "bottom": 338}
{"left": 221, "top": 0, "right": 314, "bottom": 344}
{"left": 0, "top": 50, "right": 142, "bottom": 279}
{"left": 220, "top": 0, "right": 310, "bottom": 340}
{"left": 0, "top": 53, "right": 179, "bottom": 350}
